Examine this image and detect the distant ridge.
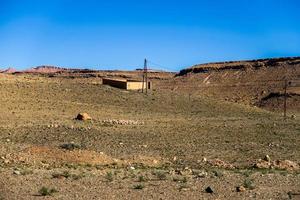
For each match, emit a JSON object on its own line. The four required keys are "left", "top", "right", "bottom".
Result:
{"left": 0, "top": 67, "right": 17, "bottom": 74}
{"left": 23, "top": 66, "right": 71, "bottom": 73}
{"left": 16, "top": 65, "right": 99, "bottom": 74}
{"left": 177, "top": 56, "right": 300, "bottom": 76}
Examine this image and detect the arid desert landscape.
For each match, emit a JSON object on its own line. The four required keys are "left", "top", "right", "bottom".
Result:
{"left": 0, "top": 57, "right": 299, "bottom": 199}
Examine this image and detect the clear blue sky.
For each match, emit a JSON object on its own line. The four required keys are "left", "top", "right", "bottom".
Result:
{"left": 0, "top": 0, "right": 299, "bottom": 71}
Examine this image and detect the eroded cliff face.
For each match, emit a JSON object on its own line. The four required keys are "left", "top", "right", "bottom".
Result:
{"left": 177, "top": 57, "right": 300, "bottom": 76}
{"left": 156, "top": 57, "right": 300, "bottom": 112}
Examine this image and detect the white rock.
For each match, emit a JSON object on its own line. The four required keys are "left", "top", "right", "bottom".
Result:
{"left": 13, "top": 170, "right": 21, "bottom": 175}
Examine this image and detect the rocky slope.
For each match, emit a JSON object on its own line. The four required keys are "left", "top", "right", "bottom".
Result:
{"left": 157, "top": 57, "right": 300, "bottom": 112}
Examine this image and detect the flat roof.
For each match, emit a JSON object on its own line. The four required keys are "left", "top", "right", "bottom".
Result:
{"left": 102, "top": 78, "right": 148, "bottom": 82}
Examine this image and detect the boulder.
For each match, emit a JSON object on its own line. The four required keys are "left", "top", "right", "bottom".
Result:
{"left": 205, "top": 186, "right": 214, "bottom": 193}
{"left": 75, "top": 113, "right": 92, "bottom": 121}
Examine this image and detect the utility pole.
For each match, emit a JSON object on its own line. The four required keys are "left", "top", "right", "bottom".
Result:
{"left": 142, "top": 59, "right": 145, "bottom": 93}
{"left": 145, "top": 58, "right": 148, "bottom": 94}
{"left": 284, "top": 79, "right": 287, "bottom": 119}
{"left": 142, "top": 58, "right": 148, "bottom": 94}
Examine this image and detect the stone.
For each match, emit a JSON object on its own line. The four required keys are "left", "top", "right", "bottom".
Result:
{"left": 274, "top": 160, "right": 299, "bottom": 171}
{"left": 205, "top": 186, "right": 214, "bottom": 193}
{"left": 153, "top": 159, "right": 159, "bottom": 164}
{"left": 236, "top": 186, "right": 246, "bottom": 192}
{"left": 192, "top": 169, "right": 207, "bottom": 178}
{"left": 263, "top": 155, "right": 271, "bottom": 162}
{"left": 13, "top": 170, "right": 21, "bottom": 175}
{"left": 76, "top": 113, "right": 92, "bottom": 121}
{"left": 208, "top": 159, "right": 234, "bottom": 169}
{"left": 103, "top": 119, "right": 143, "bottom": 125}
{"left": 254, "top": 159, "right": 299, "bottom": 171}
{"left": 254, "top": 159, "right": 270, "bottom": 169}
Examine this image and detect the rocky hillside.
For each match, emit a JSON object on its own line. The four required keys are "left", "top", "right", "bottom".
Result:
{"left": 177, "top": 57, "right": 300, "bottom": 76}
{"left": 157, "top": 57, "right": 300, "bottom": 112}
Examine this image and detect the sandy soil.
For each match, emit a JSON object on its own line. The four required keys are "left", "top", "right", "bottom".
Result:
{"left": 0, "top": 74, "right": 299, "bottom": 199}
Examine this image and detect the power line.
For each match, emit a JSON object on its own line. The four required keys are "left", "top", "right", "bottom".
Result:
{"left": 147, "top": 60, "right": 177, "bottom": 72}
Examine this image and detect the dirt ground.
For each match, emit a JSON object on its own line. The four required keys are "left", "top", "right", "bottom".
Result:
{"left": 0, "top": 74, "right": 299, "bottom": 200}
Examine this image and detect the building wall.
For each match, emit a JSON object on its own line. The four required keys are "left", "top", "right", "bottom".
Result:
{"left": 126, "top": 81, "right": 147, "bottom": 90}
{"left": 103, "top": 78, "right": 151, "bottom": 90}
{"left": 102, "top": 79, "right": 127, "bottom": 89}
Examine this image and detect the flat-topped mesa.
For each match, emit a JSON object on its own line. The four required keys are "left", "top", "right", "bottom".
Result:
{"left": 23, "top": 66, "right": 68, "bottom": 73}
{"left": 21, "top": 66, "right": 99, "bottom": 74}
{"left": 177, "top": 56, "right": 300, "bottom": 76}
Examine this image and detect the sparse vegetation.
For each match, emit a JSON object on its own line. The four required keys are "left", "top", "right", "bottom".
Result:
{"left": 38, "top": 187, "right": 58, "bottom": 196}
{"left": 133, "top": 184, "right": 145, "bottom": 190}
{"left": 152, "top": 170, "right": 167, "bottom": 180}
{"left": 137, "top": 175, "right": 147, "bottom": 182}
{"left": 242, "top": 170, "right": 252, "bottom": 177}
{"left": 0, "top": 65, "right": 299, "bottom": 199}
{"left": 60, "top": 143, "right": 82, "bottom": 150}
{"left": 212, "top": 170, "right": 224, "bottom": 178}
{"left": 243, "top": 178, "right": 256, "bottom": 190}
{"left": 172, "top": 175, "right": 188, "bottom": 183}
{"left": 105, "top": 171, "right": 114, "bottom": 182}
{"left": 52, "top": 171, "right": 85, "bottom": 180}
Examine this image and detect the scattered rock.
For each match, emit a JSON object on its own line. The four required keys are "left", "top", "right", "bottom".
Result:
{"left": 254, "top": 158, "right": 299, "bottom": 171}
{"left": 236, "top": 186, "right": 246, "bottom": 192}
{"left": 205, "top": 186, "right": 214, "bottom": 193}
{"left": 138, "top": 144, "right": 148, "bottom": 148}
{"left": 192, "top": 169, "right": 207, "bottom": 178}
{"left": 208, "top": 159, "right": 234, "bottom": 169}
{"left": 291, "top": 114, "right": 296, "bottom": 119}
{"left": 103, "top": 119, "right": 143, "bottom": 125}
{"left": 152, "top": 159, "right": 159, "bottom": 165}
{"left": 263, "top": 155, "right": 271, "bottom": 162}
{"left": 254, "top": 159, "right": 270, "bottom": 169}
{"left": 274, "top": 160, "right": 299, "bottom": 171}
{"left": 76, "top": 113, "right": 92, "bottom": 121}
{"left": 179, "top": 167, "right": 192, "bottom": 176}
{"left": 13, "top": 170, "right": 21, "bottom": 175}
